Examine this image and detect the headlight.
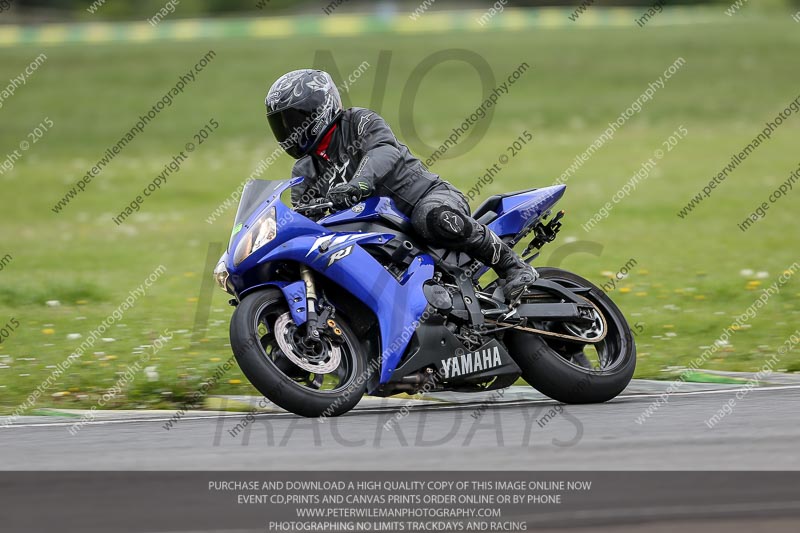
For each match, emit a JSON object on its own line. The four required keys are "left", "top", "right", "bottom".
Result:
{"left": 233, "top": 207, "right": 278, "bottom": 266}
{"left": 213, "top": 254, "right": 230, "bottom": 293}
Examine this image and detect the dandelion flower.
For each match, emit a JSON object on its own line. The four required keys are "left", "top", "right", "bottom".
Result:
{"left": 144, "top": 366, "right": 159, "bottom": 382}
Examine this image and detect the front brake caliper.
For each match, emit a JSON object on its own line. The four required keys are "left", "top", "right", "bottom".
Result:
{"left": 325, "top": 318, "right": 346, "bottom": 345}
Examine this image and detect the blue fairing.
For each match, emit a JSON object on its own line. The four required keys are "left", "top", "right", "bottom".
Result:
{"left": 258, "top": 236, "right": 433, "bottom": 383}
{"left": 224, "top": 178, "right": 563, "bottom": 385}
{"left": 225, "top": 179, "right": 432, "bottom": 386}
{"left": 318, "top": 196, "right": 410, "bottom": 228}
{"left": 487, "top": 185, "right": 566, "bottom": 238}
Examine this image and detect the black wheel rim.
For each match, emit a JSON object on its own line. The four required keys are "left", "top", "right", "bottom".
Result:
{"left": 527, "top": 277, "right": 626, "bottom": 373}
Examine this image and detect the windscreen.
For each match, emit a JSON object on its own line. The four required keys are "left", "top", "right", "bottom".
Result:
{"left": 229, "top": 179, "right": 287, "bottom": 250}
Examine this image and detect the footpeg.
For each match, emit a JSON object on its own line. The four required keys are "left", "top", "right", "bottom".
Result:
{"left": 499, "top": 281, "right": 532, "bottom": 321}
{"left": 500, "top": 301, "right": 521, "bottom": 322}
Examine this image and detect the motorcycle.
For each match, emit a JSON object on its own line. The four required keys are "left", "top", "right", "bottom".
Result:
{"left": 214, "top": 177, "right": 636, "bottom": 418}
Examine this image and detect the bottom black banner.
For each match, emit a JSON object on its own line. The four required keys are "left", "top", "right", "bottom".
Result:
{"left": 2, "top": 471, "right": 799, "bottom": 532}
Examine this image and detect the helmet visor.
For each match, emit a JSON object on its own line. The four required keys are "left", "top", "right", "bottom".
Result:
{"left": 267, "top": 107, "right": 314, "bottom": 159}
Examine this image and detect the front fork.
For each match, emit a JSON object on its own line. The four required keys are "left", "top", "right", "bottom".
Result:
{"left": 299, "top": 265, "right": 345, "bottom": 345}
{"left": 299, "top": 265, "right": 320, "bottom": 342}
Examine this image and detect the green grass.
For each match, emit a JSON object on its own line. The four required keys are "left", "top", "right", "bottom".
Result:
{"left": 1, "top": 14, "right": 799, "bottom": 413}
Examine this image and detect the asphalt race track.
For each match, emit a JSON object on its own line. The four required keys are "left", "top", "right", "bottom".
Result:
{"left": 3, "top": 385, "right": 800, "bottom": 532}
{"left": 2, "top": 385, "right": 799, "bottom": 470}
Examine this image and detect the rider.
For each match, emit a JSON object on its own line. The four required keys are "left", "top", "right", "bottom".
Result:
{"left": 265, "top": 69, "right": 537, "bottom": 304}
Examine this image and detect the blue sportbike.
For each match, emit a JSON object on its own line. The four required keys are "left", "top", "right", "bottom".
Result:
{"left": 214, "top": 178, "right": 636, "bottom": 417}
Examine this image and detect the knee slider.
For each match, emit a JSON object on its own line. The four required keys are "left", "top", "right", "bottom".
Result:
{"left": 427, "top": 206, "right": 473, "bottom": 241}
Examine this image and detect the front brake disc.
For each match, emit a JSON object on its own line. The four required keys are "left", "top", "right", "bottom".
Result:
{"left": 273, "top": 313, "right": 342, "bottom": 374}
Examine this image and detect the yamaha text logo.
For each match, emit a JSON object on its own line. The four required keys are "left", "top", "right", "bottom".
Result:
{"left": 441, "top": 346, "right": 501, "bottom": 378}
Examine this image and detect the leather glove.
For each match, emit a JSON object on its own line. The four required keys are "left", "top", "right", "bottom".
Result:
{"left": 327, "top": 179, "right": 373, "bottom": 209}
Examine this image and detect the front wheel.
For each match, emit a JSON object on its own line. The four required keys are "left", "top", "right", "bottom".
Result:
{"left": 504, "top": 267, "right": 636, "bottom": 403}
{"left": 230, "top": 289, "right": 368, "bottom": 418}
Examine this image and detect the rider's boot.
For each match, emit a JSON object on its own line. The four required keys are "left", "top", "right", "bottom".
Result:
{"left": 466, "top": 226, "right": 538, "bottom": 305}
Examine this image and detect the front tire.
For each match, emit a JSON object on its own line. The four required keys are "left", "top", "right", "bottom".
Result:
{"left": 504, "top": 267, "right": 636, "bottom": 403}
{"left": 230, "top": 289, "right": 368, "bottom": 418}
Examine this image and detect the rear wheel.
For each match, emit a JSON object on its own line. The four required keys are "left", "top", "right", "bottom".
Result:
{"left": 230, "top": 289, "right": 368, "bottom": 417}
{"left": 504, "top": 267, "right": 636, "bottom": 403}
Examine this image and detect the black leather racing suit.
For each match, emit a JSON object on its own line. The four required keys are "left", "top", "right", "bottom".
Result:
{"left": 290, "top": 107, "right": 534, "bottom": 300}
{"left": 290, "top": 107, "right": 443, "bottom": 213}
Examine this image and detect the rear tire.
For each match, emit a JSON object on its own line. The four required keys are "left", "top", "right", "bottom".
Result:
{"left": 504, "top": 267, "right": 636, "bottom": 403}
{"left": 230, "top": 289, "right": 368, "bottom": 418}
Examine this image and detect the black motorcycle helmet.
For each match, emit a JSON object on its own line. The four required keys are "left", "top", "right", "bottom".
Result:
{"left": 265, "top": 69, "right": 343, "bottom": 159}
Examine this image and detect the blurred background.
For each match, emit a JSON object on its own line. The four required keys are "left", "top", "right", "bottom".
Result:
{"left": 2, "top": 0, "right": 800, "bottom": 21}
{"left": 1, "top": 0, "right": 799, "bottom": 414}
